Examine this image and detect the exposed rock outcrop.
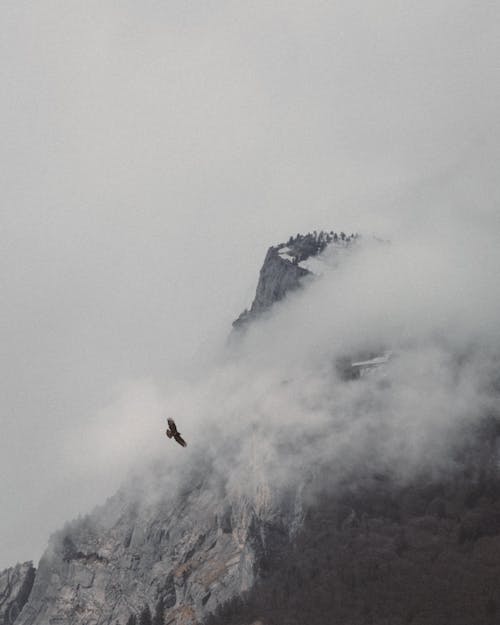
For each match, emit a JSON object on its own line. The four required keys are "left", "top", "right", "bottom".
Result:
{"left": 233, "top": 231, "right": 357, "bottom": 329}
{"left": 0, "top": 562, "right": 35, "bottom": 625}
{"left": 232, "top": 247, "right": 310, "bottom": 330}
{"left": 15, "top": 475, "right": 303, "bottom": 625}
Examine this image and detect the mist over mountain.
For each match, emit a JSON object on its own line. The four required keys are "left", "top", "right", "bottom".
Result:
{"left": 2, "top": 3, "right": 500, "bottom": 623}
{"left": 5, "top": 227, "right": 500, "bottom": 625}
{"left": 2, "top": 0, "right": 500, "bottom": 573}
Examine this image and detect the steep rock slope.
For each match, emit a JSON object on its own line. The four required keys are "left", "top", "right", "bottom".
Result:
{"left": 232, "top": 246, "right": 310, "bottom": 330}
{"left": 0, "top": 562, "right": 35, "bottom": 625}
{"left": 15, "top": 473, "right": 302, "bottom": 625}
{"left": 233, "top": 231, "right": 354, "bottom": 329}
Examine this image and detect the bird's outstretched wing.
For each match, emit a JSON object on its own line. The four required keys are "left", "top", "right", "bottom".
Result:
{"left": 167, "top": 418, "right": 178, "bottom": 435}
{"left": 174, "top": 434, "right": 187, "bottom": 447}
{"left": 166, "top": 417, "right": 187, "bottom": 447}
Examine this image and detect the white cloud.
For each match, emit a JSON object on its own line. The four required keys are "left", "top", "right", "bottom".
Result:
{"left": 1, "top": 1, "right": 500, "bottom": 568}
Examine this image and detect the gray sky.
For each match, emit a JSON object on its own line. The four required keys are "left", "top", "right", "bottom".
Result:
{"left": 1, "top": 1, "right": 500, "bottom": 569}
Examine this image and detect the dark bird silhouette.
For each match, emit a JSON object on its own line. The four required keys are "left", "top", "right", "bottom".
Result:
{"left": 166, "top": 418, "right": 187, "bottom": 447}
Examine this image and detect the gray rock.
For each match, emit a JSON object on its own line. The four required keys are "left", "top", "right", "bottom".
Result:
{"left": 232, "top": 231, "right": 358, "bottom": 330}
{"left": 15, "top": 477, "right": 303, "bottom": 625}
{"left": 232, "top": 246, "right": 310, "bottom": 330}
{"left": 0, "top": 561, "right": 35, "bottom": 625}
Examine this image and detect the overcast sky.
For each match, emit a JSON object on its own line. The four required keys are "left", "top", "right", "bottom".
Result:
{"left": 1, "top": 1, "right": 500, "bottom": 570}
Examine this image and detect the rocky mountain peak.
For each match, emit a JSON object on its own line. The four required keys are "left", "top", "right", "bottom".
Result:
{"left": 233, "top": 230, "right": 358, "bottom": 329}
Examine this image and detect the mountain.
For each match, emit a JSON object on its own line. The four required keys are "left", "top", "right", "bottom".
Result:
{"left": 232, "top": 231, "right": 357, "bottom": 329}
{"left": 5, "top": 231, "right": 500, "bottom": 625}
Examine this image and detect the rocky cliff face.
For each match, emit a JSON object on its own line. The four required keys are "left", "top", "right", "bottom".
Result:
{"left": 0, "top": 562, "right": 35, "bottom": 625}
{"left": 14, "top": 470, "right": 303, "bottom": 625}
{"left": 232, "top": 248, "right": 310, "bottom": 330}
{"left": 8, "top": 231, "right": 500, "bottom": 625}
{"left": 232, "top": 231, "right": 356, "bottom": 329}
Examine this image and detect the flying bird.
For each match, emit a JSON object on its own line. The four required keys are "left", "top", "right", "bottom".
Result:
{"left": 166, "top": 418, "right": 187, "bottom": 447}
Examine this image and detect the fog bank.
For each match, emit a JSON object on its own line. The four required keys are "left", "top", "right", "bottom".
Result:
{"left": 1, "top": 1, "right": 500, "bottom": 568}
